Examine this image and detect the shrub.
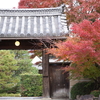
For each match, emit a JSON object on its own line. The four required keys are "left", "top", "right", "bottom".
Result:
{"left": 20, "top": 74, "right": 43, "bottom": 97}
{"left": 0, "top": 93, "right": 21, "bottom": 97}
{"left": 71, "top": 81, "right": 95, "bottom": 100}
{"left": 90, "top": 90, "right": 100, "bottom": 97}
{"left": 0, "top": 84, "right": 20, "bottom": 94}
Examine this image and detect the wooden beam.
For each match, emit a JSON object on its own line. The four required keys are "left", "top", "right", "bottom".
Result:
{"left": 42, "top": 50, "right": 50, "bottom": 98}
{"left": 0, "top": 40, "right": 44, "bottom": 50}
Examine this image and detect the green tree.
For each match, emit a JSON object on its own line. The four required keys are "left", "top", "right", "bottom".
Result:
{"left": 11, "top": 50, "right": 38, "bottom": 75}
{"left": 0, "top": 50, "right": 19, "bottom": 89}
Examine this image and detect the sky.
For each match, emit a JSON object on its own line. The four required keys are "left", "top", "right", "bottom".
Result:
{"left": 0, "top": 0, "right": 20, "bottom": 8}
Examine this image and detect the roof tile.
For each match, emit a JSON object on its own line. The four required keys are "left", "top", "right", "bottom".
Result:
{"left": 0, "top": 6, "right": 68, "bottom": 39}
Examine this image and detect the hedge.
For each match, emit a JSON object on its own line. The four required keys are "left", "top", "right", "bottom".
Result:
{"left": 71, "top": 81, "right": 95, "bottom": 100}
{"left": 20, "top": 74, "right": 43, "bottom": 97}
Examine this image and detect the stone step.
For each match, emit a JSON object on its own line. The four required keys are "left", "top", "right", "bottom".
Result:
{"left": 0, "top": 97, "right": 69, "bottom": 100}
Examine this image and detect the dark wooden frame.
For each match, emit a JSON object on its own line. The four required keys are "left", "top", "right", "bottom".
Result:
{"left": 0, "top": 39, "right": 51, "bottom": 50}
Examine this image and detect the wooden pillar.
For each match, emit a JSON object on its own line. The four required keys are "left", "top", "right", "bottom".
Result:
{"left": 42, "top": 50, "right": 50, "bottom": 98}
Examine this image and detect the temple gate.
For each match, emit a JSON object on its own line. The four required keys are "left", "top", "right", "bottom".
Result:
{"left": 0, "top": 5, "right": 69, "bottom": 99}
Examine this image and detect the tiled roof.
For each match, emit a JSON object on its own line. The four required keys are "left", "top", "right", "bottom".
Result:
{"left": 0, "top": 6, "right": 68, "bottom": 40}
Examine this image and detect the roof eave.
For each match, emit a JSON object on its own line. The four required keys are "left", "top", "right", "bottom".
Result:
{"left": 0, "top": 36, "right": 67, "bottom": 40}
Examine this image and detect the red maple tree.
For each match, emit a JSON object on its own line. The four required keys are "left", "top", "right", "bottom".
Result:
{"left": 65, "top": 0, "right": 100, "bottom": 26}
{"left": 18, "top": 0, "right": 64, "bottom": 8}
{"left": 45, "top": 0, "right": 100, "bottom": 81}
{"left": 48, "top": 19, "right": 100, "bottom": 80}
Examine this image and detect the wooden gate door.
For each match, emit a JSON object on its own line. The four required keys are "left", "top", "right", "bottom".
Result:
{"left": 49, "top": 63, "right": 69, "bottom": 99}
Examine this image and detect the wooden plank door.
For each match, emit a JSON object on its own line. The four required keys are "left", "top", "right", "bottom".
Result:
{"left": 49, "top": 64, "right": 69, "bottom": 99}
